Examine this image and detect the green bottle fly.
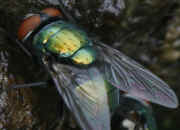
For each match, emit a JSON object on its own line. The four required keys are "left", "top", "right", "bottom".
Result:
{"left": 16, "top": 7, "right": 178, "bottom": 130}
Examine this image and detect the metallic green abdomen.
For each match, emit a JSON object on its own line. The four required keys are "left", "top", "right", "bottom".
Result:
{"left": 33, "top": 21, "right": 96, "bottom": 65}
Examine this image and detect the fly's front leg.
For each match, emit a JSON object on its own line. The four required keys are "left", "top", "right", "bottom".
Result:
{"left": 0, "top": 27, "right": 33, "bottom": 58}
{"left": 57, "top": 0, "right": 76, "bottom": 23}
{"left": 43, "top": 0, "right": 76, "bottom": 22}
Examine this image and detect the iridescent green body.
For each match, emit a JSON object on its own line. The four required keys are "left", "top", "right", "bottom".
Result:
{"left": 32, "top": 21, "right": 95, "bottom": 65}
{"left": 17, "top": 5, "right": 178, "bottom": 130}
{"left": 32, "top": 20, "right": 158, "bottom": 130}
{"left": 32, "top": 20, "right": 120, "bottom": 116}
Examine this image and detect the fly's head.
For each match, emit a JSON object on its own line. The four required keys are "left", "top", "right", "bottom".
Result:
{"left": 17, "top": 8, "right": 63, "bottom": 60}
{"left": 18, "top": 8, "right": 62, "bottom": 41}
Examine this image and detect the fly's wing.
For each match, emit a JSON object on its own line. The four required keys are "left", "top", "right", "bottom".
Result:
{"left": 43, "top": 59, "right": 111, "bottom": 130}
{"left": 94, "top": 41, "right": 178, "bottom": 108}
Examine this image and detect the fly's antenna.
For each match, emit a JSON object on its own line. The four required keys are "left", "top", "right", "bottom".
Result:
{"left": 0, "top": 27, "right": 33, "bottom": 58}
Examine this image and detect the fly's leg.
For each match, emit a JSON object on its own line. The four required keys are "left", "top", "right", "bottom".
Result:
{"left": 14, "top": 39, "right": 32, "bottom": 58}
{"left": 0, "top": 27, "right": 32, "bottom": 58}
{"left": 2, "top": 82, "right": 48, "bottom": 93}
{"left": 43, "top": 0, "right": 76, "bottom": 22}
{"left": 57, "top": 0, "right": 76, "bottom": 23}
{"left": 10, "top": 82, "right": 47, "bottom": 89}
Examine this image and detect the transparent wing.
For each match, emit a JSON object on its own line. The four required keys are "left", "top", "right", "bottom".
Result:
{"left": 43, "top": 59, "right": 112, "bottom": 130}
{"left": 94, "top": 41, "right": 178, "bottom": 108}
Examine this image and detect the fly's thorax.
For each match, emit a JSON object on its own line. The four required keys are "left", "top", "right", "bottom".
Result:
{"left": 32, "top": 21, "right": 63, "bottom": 53}
{"left": 32, "top": 20, "right": 92, "bottom": 57}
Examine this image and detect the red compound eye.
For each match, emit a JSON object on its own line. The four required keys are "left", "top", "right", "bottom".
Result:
{"left": 18, "top": 8, "right": 62, "bottom": 41}
{"left": 18, "top": 14, "right": 41, "bottom": 40}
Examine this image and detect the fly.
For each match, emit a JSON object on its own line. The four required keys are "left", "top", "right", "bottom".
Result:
{"left": 1, "top": 0, "right": 179, "bottom": 130}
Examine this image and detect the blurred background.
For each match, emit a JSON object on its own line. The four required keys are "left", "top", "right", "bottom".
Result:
{"left": 0, "top": 0, "right": 179, "bottom": 130}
